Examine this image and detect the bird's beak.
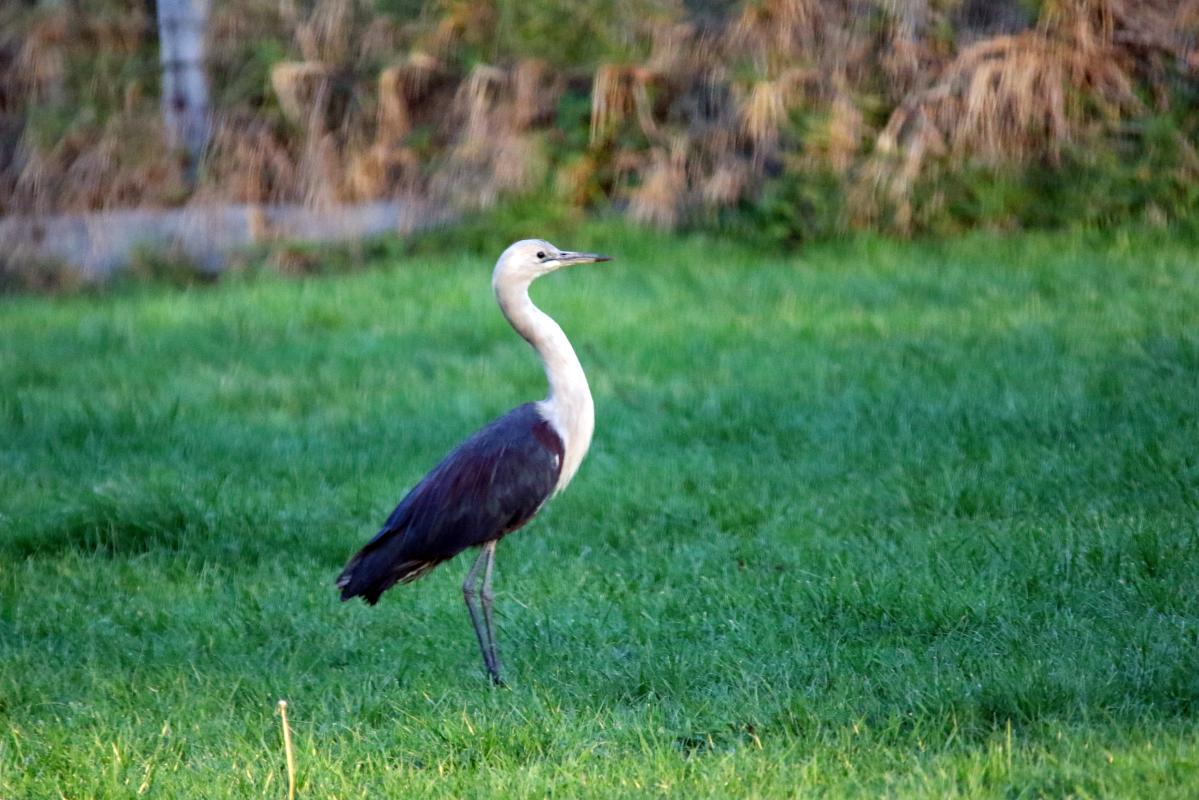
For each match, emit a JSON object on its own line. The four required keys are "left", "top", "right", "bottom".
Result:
{"left": 557, "top": 251, "right": 612, "bottom": 265}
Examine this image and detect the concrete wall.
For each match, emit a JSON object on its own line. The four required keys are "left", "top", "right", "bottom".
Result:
{"left": 0, "top": 200, "right": 451, "bottom": 278}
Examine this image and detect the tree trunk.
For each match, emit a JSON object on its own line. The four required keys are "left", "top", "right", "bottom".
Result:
{"left": 156, "top": 0, "right": 210, "bottom": 179}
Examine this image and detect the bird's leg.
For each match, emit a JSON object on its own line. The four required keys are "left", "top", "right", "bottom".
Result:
{"left": 480, "top": 540, "right": 502, "bottom": 684}
{"left": 463, "top": 546, "right": 496, "bottom": 681}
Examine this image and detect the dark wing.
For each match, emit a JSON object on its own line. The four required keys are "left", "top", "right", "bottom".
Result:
{"left": 336, "top": 403, "right": 564, "bottom": 604}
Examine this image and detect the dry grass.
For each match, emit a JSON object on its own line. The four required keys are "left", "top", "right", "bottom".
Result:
{"left": 196, "top": 115, "right": 299, "bottom": 205}
{"left": 556, "top": 153, "right": 606, "bottom": 207}
{"left": 377, "top": 66, "right": 414, "bottom": 143}
{"left": 268, "top": 61, "right": 347, "bottom": 207}
{"left": 646, "top": 20, "right": 697, "bottom": 76}
{"left": 0, "top": 2, "right": 170, "bottom": 213}
{"left": 731, "top": 0, "right": 829, "bottom": 65}
{"left": 280, "top": 0, "right": 359, "bottom": 65}
{"left": 424, "top": 0, "right": 498, "bottom": 57}
{"left": 354, "top": 52, "right": 444, "bottom": 200}
{"left": 2, "top": 0, "right": 1196, "bottom": 231}
{"left": 430, "top": 62, "right": 548, "bottom": 208}
{"left": 271, "top": 62, "right": 336, "bottom": 124}
{"left": 738, "top": 78, "right": 790, "bottom": 152}
{"left": 10, "top": 112, "right": 185, "bottom": 214}
{"left": 589, "top": 1, "right": 866, "bottom": 227}
{"left": 627, "top": 144, "right": 686, "bottom": 228}
{"left": 882, "top": 32, "right": 1140, "bottom": 167}
{"left": 700, "top": 158, "right": 750, "bottom": 207}
{"left": 875, "top": 0, "right": 951, "bottom": 102}
{"left": 458, "top": 64, "right": 509, "bottom": 151}
{"left": 346, "top": 142, "right": 419, "bottom": 200}
{"left": 11, "top": 7, "right": 69, "bottom": 107}
{"left": 850, "top": 0, "right": 1198, "bottom": 232}
{"left": 590, "top": 57, "right": 674, "bottom": 147}
{"left": 825, "top": 84, "right": 865, "bottom": 173}
{"left": 513, "top": 59, "right": 556, "bottom": 130}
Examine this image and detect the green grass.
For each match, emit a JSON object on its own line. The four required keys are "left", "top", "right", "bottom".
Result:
{"left": 2, "top": 224, "right": 1198, "bottom": 797}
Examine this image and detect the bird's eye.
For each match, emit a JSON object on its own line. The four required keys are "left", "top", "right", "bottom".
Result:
{"left": 536, "top": 251, "right": 546, "bottom": 259}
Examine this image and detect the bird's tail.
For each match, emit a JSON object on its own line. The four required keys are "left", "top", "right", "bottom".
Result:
{"left": 336, "top": 547, "right": 440, "bottom": 605}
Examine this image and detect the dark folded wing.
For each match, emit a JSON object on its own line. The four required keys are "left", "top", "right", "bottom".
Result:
{"left": 337, "top": 403, "right": 564, "bottom": 603}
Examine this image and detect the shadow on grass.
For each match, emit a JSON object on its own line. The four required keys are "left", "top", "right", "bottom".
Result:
{"left": 1, "top": 491, "right": 212, "bottom": 560}
{"left": 0, "top": 489, "right": 351, "bottom": 566}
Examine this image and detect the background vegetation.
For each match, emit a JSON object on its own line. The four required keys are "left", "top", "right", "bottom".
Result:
{"left": 2, "top": 3, "right": 1197, "bottom": 795}
{"left": 2, "top": 224, "right": 1198, "bottom": 796}
{"left": 2, "top": 0, "right": 1197, "bottom": 240}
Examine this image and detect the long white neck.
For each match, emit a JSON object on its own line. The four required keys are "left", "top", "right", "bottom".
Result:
{"left": 494, "top": 276, "right": 595, "bottom": 493}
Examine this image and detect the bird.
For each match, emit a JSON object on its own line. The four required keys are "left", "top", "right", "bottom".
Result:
{"left": 336, "top": 239, "right": 610, "bottom": 684}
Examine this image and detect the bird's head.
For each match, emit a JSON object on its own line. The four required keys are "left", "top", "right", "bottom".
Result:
{"left": 493, "top": 239, "right": 611, "bottom": 287}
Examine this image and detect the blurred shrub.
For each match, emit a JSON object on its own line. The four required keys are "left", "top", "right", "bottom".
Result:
{"left": 0, "top": 254, "right": 86, "bottom": 295}
{"left": 126, "top": 245, "right": 217, "bottom": 288}
{"left": 424, "top": 0, "right": 678, "bottom": 71}
{"left": 2, "top": 0, "right": 1198, "bottom": 246}
{"left": 711, "top": 168, "right": 845, "bottom": 248}
{"left": 902, "top": 115, "right": 1199, "bottom": 235}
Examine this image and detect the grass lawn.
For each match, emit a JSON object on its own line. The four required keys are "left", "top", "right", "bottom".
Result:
{"left": 1, "top": 224, "right": 1197, "bottom": 797}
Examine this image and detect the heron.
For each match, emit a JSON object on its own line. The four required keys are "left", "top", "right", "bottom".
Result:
{"left": 336, "top": 239, "right": 610, "bottom": 684}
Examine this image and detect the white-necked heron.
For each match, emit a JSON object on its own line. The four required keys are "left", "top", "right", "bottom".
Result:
{"left": 337, "top": 239, "right": 609, "bottom": 684}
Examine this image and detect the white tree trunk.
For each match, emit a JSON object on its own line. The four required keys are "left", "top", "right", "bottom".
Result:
{"left": 157, "top": 0, "right": 211, "bottom": 174}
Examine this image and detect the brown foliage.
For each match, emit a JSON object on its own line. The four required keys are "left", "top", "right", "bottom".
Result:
{"left": 628, "top": 144, "right": 686, "bottom": 229}
{"left": 197, "top": 114, "right": 300, "bottom": 205}
{"left": 2, "top": 0, "right": 1196, "bottom": 233}
{"left": 852, "top": 0, "right": 1198, "bottom": 232}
